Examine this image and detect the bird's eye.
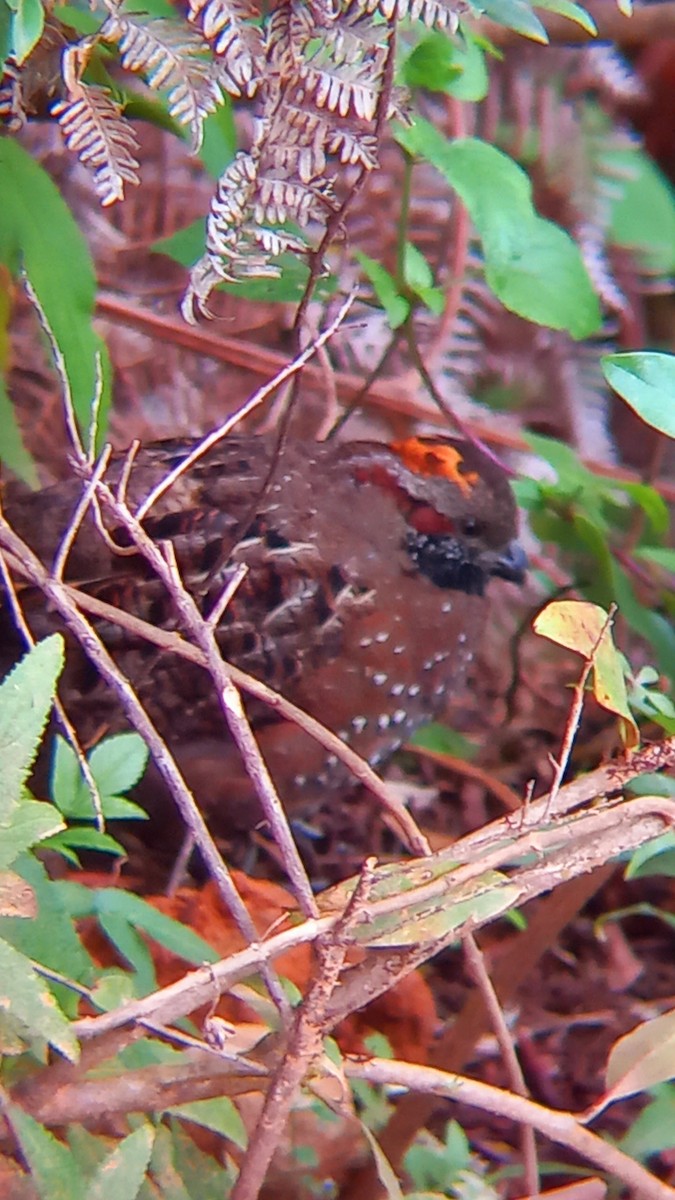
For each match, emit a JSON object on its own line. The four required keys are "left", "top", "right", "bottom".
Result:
{"left": 462, "top": 517, "right": 483, "bottom": 537}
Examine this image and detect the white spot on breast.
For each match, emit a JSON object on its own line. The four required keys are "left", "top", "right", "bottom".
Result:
{"left": 372, "top": 672, "right": 388, "bottom": 686}
{"left": 442, "top": 600, "right": 453, "bottom": 614}
{"left": 338, "top": 729, "right": 349, "bottom": 741}
{"left": 352, "top": 716, "right": 368, "bottom": 734}
{"left": 375, "top": 631, "right": 390, "bottom": 643}
{"left": 390, "top": 682, "right": 405, "bottom": 696}
{"left": 393, "top": 645, "right": 405, "bottom": 655}
{"left": 408, "top": 684, "right": 420, "bottom": 697}
{"left": 327, "top": 754, "right": 338, "bottom": 767}
{"left": 392, "top": 709, "right": 408, "bottom": 724}
{"left": 360, "top": 636, "right": 373, "bottom": 648}
{"left": 377, "top": 714, "right": 390, "bottom": 730}
{"left": 294, "top": 774, "right": 307, "bottom": 787}
{"left": 458, "top": 632, "right": 467, "bottom": 645}
{"left": 434, "top": 683, "right": 446, "bottom": 696}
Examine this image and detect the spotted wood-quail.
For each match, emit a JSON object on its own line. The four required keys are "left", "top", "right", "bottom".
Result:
{"left": 1, "top": 435, "right": 525, "bottom": 830}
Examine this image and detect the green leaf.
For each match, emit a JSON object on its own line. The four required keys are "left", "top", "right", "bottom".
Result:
{"left": 478, "top": 0, "right": 548, "bottom": 40}
{"left": 5, "top": 1105, "right": 86, "bottom": 1200}
{"left": 355, "top": 250, "right": 409, "bottom": 329}
{"left": 168, "top": 1098, "right": 248, "bottom": 1149}
{"left": 410, "top": 723, "right": 478, "bottom": 759}
{"left": 636, "top": 546, "right": 675, "bottom": 571}
{"left": 88, "top": 1125, "right": 155, "bottom": 1200}
{"left": 0, "top": 856, "right": 92, "bottom": 1018}
{"left": 199, "top": 100, "right": 237, "bottom": 179}
{"left": 602, "top": 352, "right": 675, "bottom": 438}
{"left": 619, "top": 1084, "right": 675, "bottom": 1162}
{"left": 0, "top": 635, "right": 64, "bottom": 821}
{"left": 626, "top": 832, "right": 675, "bottom": 880}
{"left": 0, "top": 140, "right": 111, "bottom": 440}
{"left": 42, "top": 827, "right": 126, "bottom": 858}
{"left": 444, "top": 30, "right": 489, "bottom": 101}
{"left": 0, "top": 799, "right": 65, "bottom": 869}
{"left": 604, "top": 149, "right": 675, "bottom": 274}
{"left": 94, "top": 889, "right": 218, "bottom": 964}
{"left": 88, "top": 732, "right": 149, "bottom": 796}
{"left": 535, "top": 0, "right": 596, "bottom": 34}
{"left": 51, "top": 733, "right": 148, "bottom": 821}
{"left": 403, "top": 31, "right": 463, "bottom": 93}
{"left": 0, "top": 934, "right": 79, "bottom": 1060}
{"left": 0, "top": 367, "right": 39, "bottom": 486}
{"left": 396, "top": 124, "right": 600, "bottom": 338}
{"left": 533, "top": 600, "right": 639, "bottom": 748}
{"left": 10, "top": 0, "right": 43, "bottom": 62}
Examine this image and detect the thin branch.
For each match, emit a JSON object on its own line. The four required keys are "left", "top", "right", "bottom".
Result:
{"left": 2, "top": 547, "right": 429, "bottom": 856}
{"left": 135, "top": 288, "right": 358, "bottom": 521}
{"left": 0, "top": 517, "right": 291, "bottom": 1018}
{"left": 462, "top": 933, "right": 539, "bottom": 1197}
{"left": 231, "top": 858, "right": 378, "bottom": 1200}
{"left": 345, "top": 1057, "right": 674, "bottom": 1200}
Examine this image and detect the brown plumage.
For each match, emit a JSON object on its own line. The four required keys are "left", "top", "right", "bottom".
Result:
{"left": 1, "top": 434, "right": 525, "bottom": 832}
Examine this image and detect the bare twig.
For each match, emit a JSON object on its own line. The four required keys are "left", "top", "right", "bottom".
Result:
{"left": 134, "top": 290, "right": 358, "bottom": 522}
{"left": 2, "top": 547, "right": 429, "bottom": 856}
{"left": 231, "top": 859, "right": 378, "bottom": 1200}
{"left": 0, "top": 518, "right": 291, "bottom": 1017}
{"left": 463, "top": 933, "right": 539, "bottom": 1196}
{"left": 345, "top": 1057, "right": 674, "bottom": 1200}
{"left": 547, "top": 604, "right": 617, "bottom": 811}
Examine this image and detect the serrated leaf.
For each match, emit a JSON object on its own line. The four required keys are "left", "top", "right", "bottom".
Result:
{"left": 0, "top": 635, "right": 64, "bottom": 821}
{"left": 0, "top": 935, "right": 79, "bottom": 1060}
{"left": 88, "top": 732, "right": 149, "bottom": 796}
{"left": 0, "top": 856, "right": 93, "bottom": 1013}
{"left": 0, "top": 799, "right": 65, "bottom": 868}
{"left": 602, "top": 351, "right": 675, "bottom": 439}
{"left": 0, "top": 140, "right": 110, "bottom": 440}
{"left": 395, "top": 124, "right": 601, "bottom": 338}
{"left": 5, "top": 1104, "right": 86, "bottom": 1200}
{"left": 88, "top": 1125, "right": 155, "bottom": 1200}
{"left": 533, "top": 600, "right": 639, "bottom": 748}
{"left": 0, "top": 869, "right": 37, "bottom": 917}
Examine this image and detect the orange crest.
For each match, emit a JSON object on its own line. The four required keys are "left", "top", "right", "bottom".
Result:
{"left": 390, "top": 438, "right": 478, "bottom": 498}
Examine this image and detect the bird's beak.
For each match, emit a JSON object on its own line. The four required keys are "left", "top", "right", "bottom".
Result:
{"left": 490, "top": 541, "right": 528, "bottom": 584}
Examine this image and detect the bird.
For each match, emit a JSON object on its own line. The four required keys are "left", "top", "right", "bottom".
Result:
{"left": 1, "top": 433, "right": 526, "bottom": 835}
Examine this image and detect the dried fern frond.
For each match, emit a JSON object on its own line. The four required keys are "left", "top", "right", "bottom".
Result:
{"left": 0, "top": 61, "right": 24, "bottom": 130}
{"left": 99, "top": 14, "right": 221, "bottom": 151}
{"left": 358, "top": 0, "right": 462, "bottom": 31}
{"left": 51, "top": 83, "right": 140, "bottom": 206}
{"left": 188, "top": 0, "right": 262, "bottom": 96}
